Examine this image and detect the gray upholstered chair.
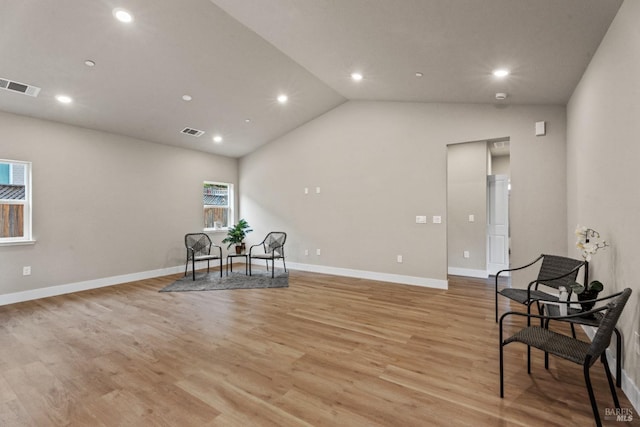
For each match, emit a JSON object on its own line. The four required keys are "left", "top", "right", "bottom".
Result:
{"left": 248, "top": 232, "right": 287, "bottom": 278}
{"left": 499, "top": 288, "right": 632, "bottom": 427}
{"left": 184, "top": 233, "right": 222, "bottom": 280}
{"left": 495, "top": 254, "right": 585, "bottom": 322}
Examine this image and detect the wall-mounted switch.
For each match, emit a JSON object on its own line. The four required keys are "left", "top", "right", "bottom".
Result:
{"left": 416, "top": 215, "right": 427, "bottom": 224}
{"left": 316, "top": 249, "right": 321, "bottom": 256}
{"left": 432, "top": 216, "right": 442, "bottom": 224}
{"left": 316, "top": 187, "right": 321, "bottom": 194}
{"left": 397, "top": 255, "right": 403, "bottom": 263}
{"left": 468, "top": 214, "right": 475, "bottom": 222}
{"left": 463, "top": 251, "right": 470, "bottom": 259}
{"left": 304, "top": 187, "right": 309, "bottom": 194}
{"left": 23, "top": 266, "right": 31, "bottom": 276}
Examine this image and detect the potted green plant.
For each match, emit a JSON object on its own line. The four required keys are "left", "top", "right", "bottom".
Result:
{"left": 222, "top": 219, "right": 253, "bottom": 254}
{"left": 568, "top": 280, "right": 604, "bottom": 313}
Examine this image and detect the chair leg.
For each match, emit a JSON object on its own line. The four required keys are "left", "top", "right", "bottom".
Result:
{"left": 272, "top": 258, "right": 275, "bottom": 278}
{"left": 602, "top": 354, "right": 620, "bottom": 409}
{"left": 544, "top": 351, "right": 549, "bottom": 370}
{"left": 219, "top": 257, "right": 223, "bottom": 277}
{"left": 584, "top": 364, "right": 602, "bottom": 427}
{"left": 265, "top": 260, "right": 269, "bottom": 271}
{"left": 499, "top": 328, "right": 505, "bottom": 398}
{"left": 192, "top": 258, "right": 196, "bottom": 281}
{"left": 570, "top": 323, "right": 577, "bottom": 339}
{"left": 207, "top": 260, "right": 210, "bottom": 274}
{"left": 184, "top": 260, "right": 188, "bottom": 277}
{"left": 614, "top": 327, "right": 622, "bottom": 388}
{"left": 282, "top": 257, "right": 287, "bottom": 273}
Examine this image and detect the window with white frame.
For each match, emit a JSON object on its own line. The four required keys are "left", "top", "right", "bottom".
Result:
{"left": 203, "top": 181, "right": 233, "bottom": 230}
{"left": 0, "top": 159, "right": 32, "bottom": 244}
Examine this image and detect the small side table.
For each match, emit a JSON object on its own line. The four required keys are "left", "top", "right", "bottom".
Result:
{"left": 226, "top": 253, "right": 248, "bottom": 276}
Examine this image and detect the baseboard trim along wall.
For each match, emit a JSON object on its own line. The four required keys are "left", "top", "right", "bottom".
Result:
{"left": 0, "top": 265, "right": 183, "bottom": 306}
{"left": 0, "top": 262, "right": 448, "bottom": 307}
{"left": 447, "top": 267, "right": 489, "bottom": 279}
{"left": 286, "top": 261, "right": 449, "bottom": 289}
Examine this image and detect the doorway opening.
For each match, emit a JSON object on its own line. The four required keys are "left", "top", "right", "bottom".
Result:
{"left": 446, "top": 138, "right": 510, "bottom": 278}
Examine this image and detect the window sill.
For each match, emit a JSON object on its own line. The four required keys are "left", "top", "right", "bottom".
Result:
{"left": 0, "top": 239, "right": 36, "bottom": 247}
{"left": 204, "top": 229, "right": 229, "bottom": 234}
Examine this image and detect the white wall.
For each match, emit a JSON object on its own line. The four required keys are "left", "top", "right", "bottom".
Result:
{"left": 240, "top": 100, "right": 567, "bottom": 286}
{"left": 491, "top": 155, "right": 510, "bottom": 176}
{"left": 447, "top": 141, "right": 488, "bottom": 274}
{"left": 0, "top": 111, "right": 237, "bottom": 296}
{"left": 567, "top": 0, "right": 640, "bottom": 402}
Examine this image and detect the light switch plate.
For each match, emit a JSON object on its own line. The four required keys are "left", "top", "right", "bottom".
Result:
{"left": 468, "top": 214, "right": 475, "bottom": 222}
{"left": 416, "top": 215, "right": 427, "bottom": 224}
{"left": 432, "top": 216, "right": 442, "bottom": 224}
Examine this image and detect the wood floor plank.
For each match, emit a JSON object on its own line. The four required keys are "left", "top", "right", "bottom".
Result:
{"left": 0, "top": 270, "right": 637, "bottom": 426}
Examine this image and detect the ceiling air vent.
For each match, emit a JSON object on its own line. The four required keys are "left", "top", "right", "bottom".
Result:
{"left": 181, "top": 127, "right": 205, "bottom": 137}
{"left": 0, "top": 77, "right": 41, "bottom": 97}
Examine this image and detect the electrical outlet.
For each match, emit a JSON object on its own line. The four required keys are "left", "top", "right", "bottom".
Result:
{"left": 316, "top": 187, "right": 321, "bottom": 194}
{"left": 463, "top": 251, "right": 470, "bottom": 259}
{"left": 23, "top": 266, "right": 31, "bottom": 276}
{"left": 397, "top": 255, "right": 403, "bottom": 263}
{"left": 316, "top": 249, "right": 321, "bottom": 256}
{"left": 304, "top": 187, "right": 309, "bottom": 194}
{"left": 468, "top": 214, "right": 475, "bottom": 222}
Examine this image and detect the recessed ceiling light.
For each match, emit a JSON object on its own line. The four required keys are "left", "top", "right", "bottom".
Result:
{"left": 277, "top": 94, "right": 288, "bottom": 104}
{"left": 493, "top": 69, "right": 510, "bottom": 78}
{"left": 182, "top": 95, "right": 192, "bottom": 101}
{"left": 84, "top": 60, "right": 95, "bottom": 67}
{"left": 56, "top": 95, "right": 73, "bottom": 104}
{"left": 415, "top": 72, "right": 423, "bottom": 78}
{"left": 213, "top": 135, "right": 223, "bottom": 143}
{"left": 113, "top": 8, "right": 133, "bottom": 23}
{"left": 351, "top": 72, "right": 363, "bottom": 81}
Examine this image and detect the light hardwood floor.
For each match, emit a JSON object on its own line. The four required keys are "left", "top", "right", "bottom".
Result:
{"left": 0, "top": 269, "right": 637, "bottom": 426}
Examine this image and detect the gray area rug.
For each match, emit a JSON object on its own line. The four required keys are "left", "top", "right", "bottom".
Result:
{"left": 160, "top": 270, "right": 289, "bottom": 292}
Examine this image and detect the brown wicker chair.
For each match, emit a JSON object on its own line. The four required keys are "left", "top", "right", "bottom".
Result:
{"left": 495, "top": 254, "right": 585, "bottom": 322}
{"left": 499, "top": 288, "right": 632, "bottom": 427}
{"left": 184, "top": 233, "right": 222, "bottom": 280}
{"left": 248, "top": 232, "right": 287, "bottom": 278}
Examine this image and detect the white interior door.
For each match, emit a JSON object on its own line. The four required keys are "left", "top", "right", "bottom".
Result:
{"left": 487, "top": 175, "right": 509, "bottom": 275}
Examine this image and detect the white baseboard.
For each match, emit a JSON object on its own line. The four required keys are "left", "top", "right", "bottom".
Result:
{"left": 0, "top": 265, "right": 183, "bottom": 306}
{"left": 447, "top": 267, "right": 489, "bottom": 279}
{"left": 285, "top": 261, "right": 448, "bottom": 289}
{"left": 1, "top": 262, "right": 447, "bottom": 307}
{"left": 582, "top": 325, "right": 640, "bottom": 414}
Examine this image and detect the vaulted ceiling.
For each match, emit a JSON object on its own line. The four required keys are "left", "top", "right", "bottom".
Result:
{"left": 0, "top": 0, "right": 622, "bottom": 157}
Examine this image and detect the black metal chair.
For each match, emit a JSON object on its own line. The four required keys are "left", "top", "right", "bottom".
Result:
{"left": 544, "top": 296, "right": 623, "bottom": 388}
{"left": 499, "top": 288, "right": 632, "bottom": 427}
{"left": 248, "top": 232, "right": 287, "bottom": 278}
{"left": 184, "top": 233, "right": 222, "bottom": 280}
{"left": 495, "top": 254, "right": 585, "bottom": 322}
